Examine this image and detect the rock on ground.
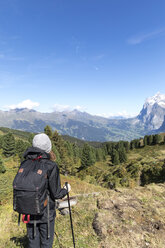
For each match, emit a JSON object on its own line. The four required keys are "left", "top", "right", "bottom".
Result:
{"left": 93, "top": 184, "right": 165, "bottom": 248}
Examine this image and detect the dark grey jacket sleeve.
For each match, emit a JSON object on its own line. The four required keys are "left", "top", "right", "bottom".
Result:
{"left": 48, "top": 163, "right": 67, "bottom": 200}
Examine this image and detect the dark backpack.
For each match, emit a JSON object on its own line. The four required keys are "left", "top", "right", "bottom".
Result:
{"left": 13, "top": 157, "right": 50, "bottom": 238}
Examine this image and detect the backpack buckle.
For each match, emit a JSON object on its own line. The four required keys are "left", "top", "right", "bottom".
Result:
{"left": 22, "top": 214, "right": 30, "bottom": 224}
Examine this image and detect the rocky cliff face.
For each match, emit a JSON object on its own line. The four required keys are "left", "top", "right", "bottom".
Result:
{"left": 137, "top": 93, "right": 165, "bottom": 130}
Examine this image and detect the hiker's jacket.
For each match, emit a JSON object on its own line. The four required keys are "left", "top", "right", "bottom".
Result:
{"left": 23, "top": 147, "right": 67, "bottom": 223}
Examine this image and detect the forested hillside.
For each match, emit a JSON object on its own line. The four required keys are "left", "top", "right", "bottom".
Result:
{"left": 0, "top": 126, "right": 165, "bottom": 188}
{"left": 1, "top": 127, "right": 165, "bottom": 247}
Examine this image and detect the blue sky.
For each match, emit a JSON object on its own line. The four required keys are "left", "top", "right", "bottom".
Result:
{"left": 0, "top": 0, "right": 165, "bottom": 117}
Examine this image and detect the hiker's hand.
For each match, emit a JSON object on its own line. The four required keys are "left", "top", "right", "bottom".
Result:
{"left": 63, "top": 183, "right": 71, "bottom": 192}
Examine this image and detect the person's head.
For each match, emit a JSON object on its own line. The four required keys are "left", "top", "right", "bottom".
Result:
{"left": 32, "top": 133, "right": 52, "bottom": 153}
{"left": 32, "top": 133, "right": 56, "bottom": 161}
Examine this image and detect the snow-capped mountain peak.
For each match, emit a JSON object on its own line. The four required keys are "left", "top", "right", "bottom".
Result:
{"left": 144, "top": 92, "right": 165, "bottom": 109}
{"left": 138, "top": 92, "right": 165, "bottom": 130}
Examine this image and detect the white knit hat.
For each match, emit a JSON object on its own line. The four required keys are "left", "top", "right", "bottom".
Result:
{"left": 32, "top": 133, "right": 52, "bottom": 153}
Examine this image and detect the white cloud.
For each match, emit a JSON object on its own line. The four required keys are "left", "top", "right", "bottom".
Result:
{"left": 53, "top": 104, "right": 72, "bottom": 112}
{"left": 74, "top": 105, "right": 86, "bottom": 111}
{"left": 6, "top": 99, "right": 40, "bottom": 110}
{"left": 53, "top": 104, "right": 86, "bottom": 112}
{"left": 127, "top": 28, "right": 165, "bottom": 45}
{"left": 95, "top": 110, "right": 137, "bottom": 119}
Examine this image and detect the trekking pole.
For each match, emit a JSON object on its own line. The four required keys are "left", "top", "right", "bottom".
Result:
{"left": 65, "top": 182, "right": 76, "bottom": 248}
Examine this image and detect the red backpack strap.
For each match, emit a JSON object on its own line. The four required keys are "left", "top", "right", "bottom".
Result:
{"left": 22, "top": 214, "right": 30, "bottom": 224}
{"left": 32, "top": 155, "right": 43, "bottom": 161}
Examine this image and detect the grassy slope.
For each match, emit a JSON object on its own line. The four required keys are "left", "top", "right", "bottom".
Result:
{"left": 1, "top": 129, "right": 165, "bottom": 247}
{"left": 0, "top": 128, "right": 105, "bottom": 247}
{"left": 95, "top": 183, "right": 165, "bottom": 248}
{"left": 127, "top": 144, "right": 165, "bottom": 164}
{"left": 0, "top": 127, "right": 32, "bottom": 141}
{"left": 0, "top": 156, "right": 106, "bottom": 248}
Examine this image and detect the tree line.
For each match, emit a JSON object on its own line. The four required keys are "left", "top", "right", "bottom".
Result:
{"left": 0, "top": 126, "right": 163, "bottom": 174}
{"left": 0, "top": 126, "right": 131, "bottom": 176}
{"left": 130, "top": 134, "right": 163, "bottom": 149}
{"left": 0, "top": 126, "right": 165, "bottom": 190}
{"left": 0, "top": 126, "right": 107, "bottom": 175}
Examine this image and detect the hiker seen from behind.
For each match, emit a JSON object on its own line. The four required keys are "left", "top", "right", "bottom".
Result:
{"left": 13, "top": 133, "right": 71, "bottom": 248}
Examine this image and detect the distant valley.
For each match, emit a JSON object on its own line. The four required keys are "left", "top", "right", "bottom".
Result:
{"left": 0, "top": 92, "right": 165, "bottom": 141}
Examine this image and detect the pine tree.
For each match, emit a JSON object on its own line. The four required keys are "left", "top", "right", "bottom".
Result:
{"left": 106, "top": 142, "right": 113, "bottom": 155}
{"left": 115, "top": 141, "right": 123, "bottom": 150}
{"left": 130, "top": 141, "right": 135, "bottom": 150}
{"left": 153, "top": 134, "right": 162, "bottom": 145}
{"left": 3, "top": 133, "right": 15, "bottom": 157}
{"left": 0, "top": 135, "right": 3, "bottom": 149}
{"left": 96, "top": 148, "right": 103, "bottom": 161}
{"left": 52, "top": 131, "right": 71, "bottom": 175}
{"left": 118, "top": 146, "right": 127, "bottom": 163}
{"left": 15, "top": 139, "right": 29, "bottom": 160}
{"left": 52, "top": 144, "right": 60, "bottom": 164}
{"left": 135, "top": 139, "right": 140, "bottom": 148}
{"left": 81, "top": 143, "right": 94, "bottom": 169}
{"left": 147, "top": 135, "right": 153, "bottom": 145}
{"left": 28, "top": 133, "right": 35, "bottom": 145}
{"left": 123, "top": 141, "right": 130, "bottom": 152}
{"left": 52, "top": 130, "right": 62, "bottom": 148}
{"left": 130, "top": 139, "right": 140, "bottom": 149}
{"left": 0, "top": 157, "right": 6, "bottom": 173}
{"left": 72, "top": 143, "right": 80, "bottom": 162}
{"left": 103, "top": 144, "right": 108, "bottom": 156}
{"left": 65, "top": 141, "right": 74, "bottom": 158}
{"left": 44, "top": 125, "right": 53, "bottom": 139}
{"left": 143, "top": 135, "right": 148, "bottom": 146}
{"left": 90, "top": 146, "right": 96, "bottom": 164}
{"left": 71, "top": 143, "right": 81, "bottom": 173}
{"left": 111, "top": 149, "right": 119, "bottom": 165}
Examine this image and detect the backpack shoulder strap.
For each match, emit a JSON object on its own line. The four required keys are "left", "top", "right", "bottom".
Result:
{"left": 47, "top": 192, "right": 50, "bottom": 239}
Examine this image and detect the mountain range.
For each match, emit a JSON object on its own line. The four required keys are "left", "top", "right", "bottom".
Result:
{"left": 0, "top": 92, "right": 165, "bottom": 142}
